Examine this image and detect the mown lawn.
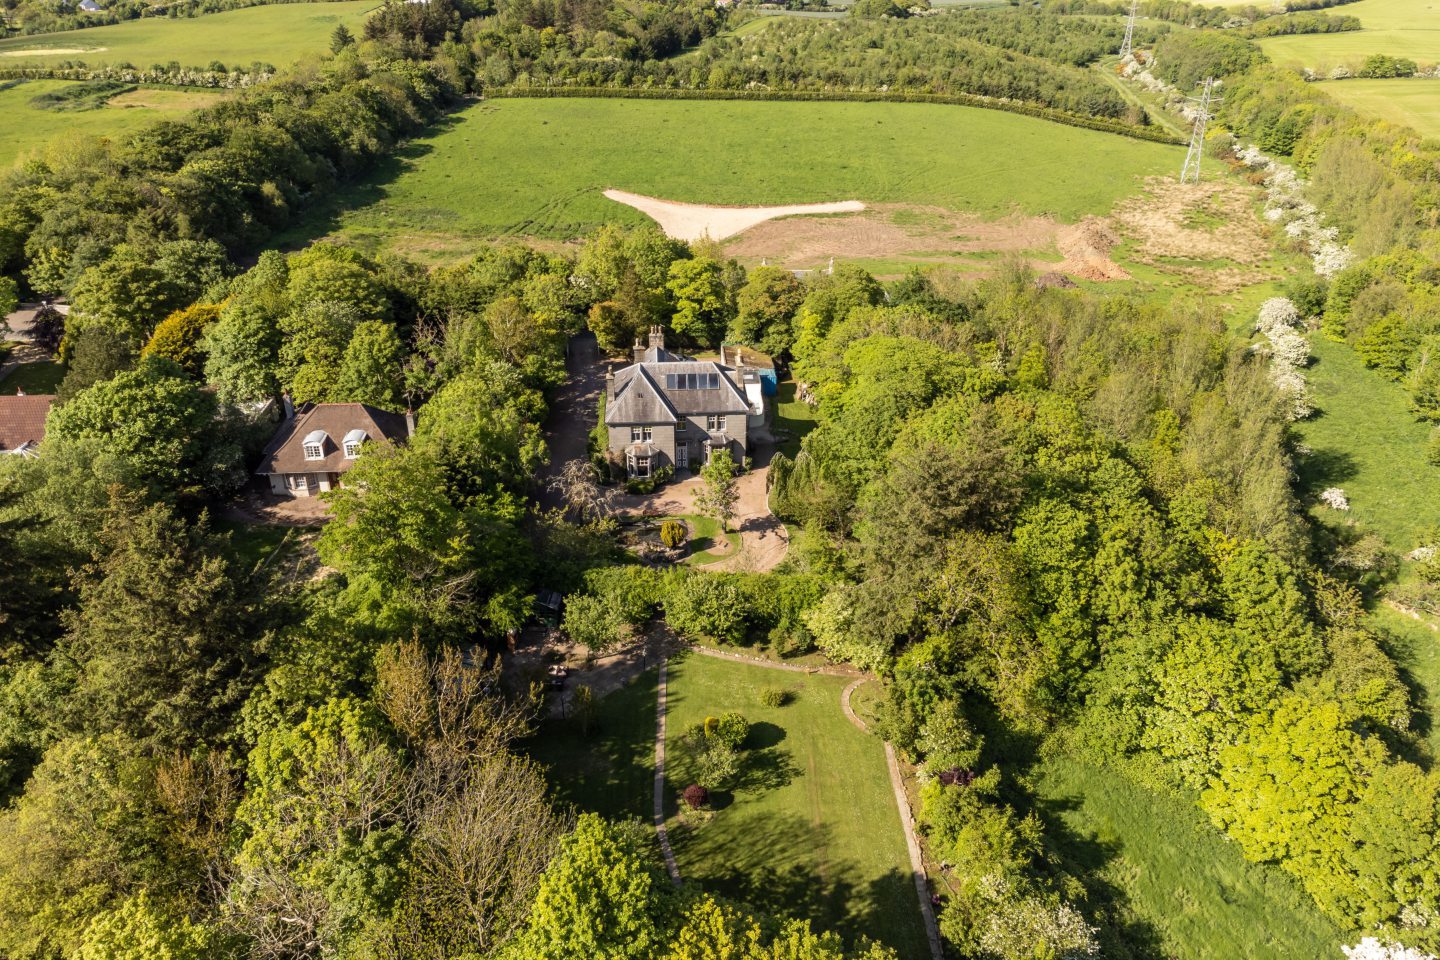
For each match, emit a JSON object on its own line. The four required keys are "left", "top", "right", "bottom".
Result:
{"left": 1317, "top": 78, "right": 1440, "bottom": 139}
{"left": 0, "top": 359, "right": 63, "bottom": 394}
{"left": 0, "top": 0, "right": 378, "bottom": 70}
{"left": 673, "top": 512, "right": 742, "bottom": 566}
{"left": 663, "top": 654, "right": 928, "bottom": 957}
{"left": 1029, "top": 757, "right": 1341, "bottom": 960}
{"left": 1257, "top": 0, "right": 1440, "bottom": 69}
{"left": 775, "top": 378, "right": 818, "bottom": 459}
{"left": 281, "top": 97, "right": 1183, "bottom": 261}
{"left": 0, "top": 79, "right": 224, "bottom": 170}
{"left": 523, "top": 668, "right": 658, "bottom": 823}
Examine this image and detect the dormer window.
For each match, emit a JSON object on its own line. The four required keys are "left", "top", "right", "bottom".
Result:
{"left": 342, "top": 428, "right": 368, "bottom": 459}
{"left": 303, "top": 429, "right": 329, "bottom": 461}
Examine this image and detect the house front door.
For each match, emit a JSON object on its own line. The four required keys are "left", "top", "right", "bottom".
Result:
{"left": 676, "top": 444, "right": 688, "bottom": 469}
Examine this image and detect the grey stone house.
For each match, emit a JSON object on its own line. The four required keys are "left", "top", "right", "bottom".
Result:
{"left": 605, "top": 328, "right": 757, "bottom": 479}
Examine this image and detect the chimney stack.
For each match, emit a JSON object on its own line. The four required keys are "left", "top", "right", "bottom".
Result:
{"left": 633, "top": 335, "right": 646, "bottom": 365}
{"left": 405, "top": 408, "right": 416, "bottom": 437}
{"left": 281, "top": 392, "right": 294, "bottom": 420}
{"left": 648, "top": 325, "right": 665, "bottom": 350}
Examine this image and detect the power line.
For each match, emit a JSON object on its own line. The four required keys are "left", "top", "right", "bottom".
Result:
{"left": 1119, "top": 0, "right": 1138, "bottom": 58}
{"left": 1180, "top": 77, "right": 1221, "bottom": 184}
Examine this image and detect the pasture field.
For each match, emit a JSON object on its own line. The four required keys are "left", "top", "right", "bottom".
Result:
{"left": 663, "top": 655, "right": 928, "bottom": 957}
{"left": 1367, "top": 605, "right": 1440, "bottom": 759}
{"left": 0, "top": 79, "right": 224, "bottom": 170}
{"left": 1029, "top": 757, "right": 1340, "bottom": 959}
{"left": 0, "top": 1, "right": 378, "bottom": 69}
{"left": 1318, "top": 77, "right": 1440, "bottom": 137}
{"left": 1296, "top": 335, "right": 1440, "bottom": 558}
{"left": 1257, "top": 0, "right": 1440, "bottom": 69}
{"left": 282, "top": 97, "right": 1184, "bottom": 262}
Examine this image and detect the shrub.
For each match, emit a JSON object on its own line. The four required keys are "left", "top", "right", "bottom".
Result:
{"left": 682, "top": 783, "right": 709, "bottom": 809}
{"left": 694, "top": 741, "right": 740, "bottom": 789}
{"left": 760, "top": 686, "right": 792, "bottom": 708}
{"left": 660, "top": 520, "right": 687, "bottom": 549}
{"left": 712, "top": 711, "right": 750, "bottom": 750}
{"left": 664, "top": 572, "right": 748, "bottom": 643}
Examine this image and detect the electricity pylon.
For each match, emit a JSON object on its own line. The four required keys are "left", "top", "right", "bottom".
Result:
{"left": 1180, "top": 77, "right": 1221, "bottom": 184}
{"left": 1119, "top": 0, "right": 1138, "bottom": 58}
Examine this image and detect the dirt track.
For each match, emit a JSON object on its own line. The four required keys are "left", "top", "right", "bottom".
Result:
{"left": 604, "top": 189, "right": 865, "bottom": 243}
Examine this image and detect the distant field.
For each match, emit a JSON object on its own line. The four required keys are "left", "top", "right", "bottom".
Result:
{"left": 1317, "top": 77, "right": 1440, "bottom": 137}
{"left": 1030, "top": 757, "right": 1340, "bottom": 959}
{"left": 1258, "top": 0, "right": 1440, "bottom": 69}
{"left": 282, "top": 97, "right": 1183, "bottom": 262}
{"left": 0, "top": 79, "right": 224, "bottom": 170}
{"left": 0, "top": 1, "right": 377, "bottom": 69}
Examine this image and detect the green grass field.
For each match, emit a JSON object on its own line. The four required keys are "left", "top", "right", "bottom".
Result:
{"left": 1318, "top": 77, "right": 1440, "bottom": 137}
{"left": 283, "top": 97, "right": 1183, "bottom": 261}
{"left": 525, "top": 669, "right": 660, "bottom": 823}
{"left": 1258, "top": 0, "right": 1440, "bottom": 69}
{"left": 0, "top": 79, "right": 223, "bottom": 170}
{"left": 0, "top": 1, "right": 378, "bottom": 69}
{"left": 663, "top": 654, "right": 928, "bottom": 956}
{"left": 1029, "top": 758, "right": 1340, "bottom": 959}
{"left": 1366, "top": 605, "right": 1440, "bottom": 759}
{"left": 0, "top": 358, "right": 63, "bottom": 394}
{"left": 1297, "top": 336, "right": 1440, "bottom": 556}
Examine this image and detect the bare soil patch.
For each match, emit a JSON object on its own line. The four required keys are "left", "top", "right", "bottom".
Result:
{"left": 726, "top": 204, "right": 1061, "bottom": 269}
{"left": 1055, "top": 217, "right": 1129, "bottom": 281}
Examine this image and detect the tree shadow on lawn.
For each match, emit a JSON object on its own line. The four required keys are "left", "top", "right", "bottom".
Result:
{"left": 677, "top": 812, "right": 921, "bottom": 953}
{"left": 1293, "top": 444, "right": 1358, "bottom": 498}
{"left": 1028, "top": 791, "right": 1169, "bottom": 960}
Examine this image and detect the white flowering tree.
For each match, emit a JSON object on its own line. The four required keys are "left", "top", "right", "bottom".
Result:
{"left": 1320, "top": 487, "right": 1351, "bottom": 510}
{"left": 1343, "top": 938, "right": 1438, "bottom": 960}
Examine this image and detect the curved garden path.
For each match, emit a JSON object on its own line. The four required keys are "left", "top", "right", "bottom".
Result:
{"left": 657, "top": 647, "right": 944, "bottom": 960}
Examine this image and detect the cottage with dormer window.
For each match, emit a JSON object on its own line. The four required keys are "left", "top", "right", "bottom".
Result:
{"left": 255, "top": 400, "right": 412, "bottom": 498}
{"left": 603, "top": 327, "right": 756, "bottom": 480}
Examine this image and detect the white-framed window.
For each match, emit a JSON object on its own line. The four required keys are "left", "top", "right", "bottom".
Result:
{"left": 630, "top": 426, "right": 652, "bottom": 442}
{"left": 303, "top": 442, "right": 324, "bottom": 460}
{"left": 635, "top": 456, "right": 650, "bottom": 478}
{"left": 343, "top": 441, "right": 362, "bottom": 459}
{"left": 676, "top": 419, "right": 687, "bottom": 433}
{"left": 706, "top": 415, "right": 726, "bottom": 432}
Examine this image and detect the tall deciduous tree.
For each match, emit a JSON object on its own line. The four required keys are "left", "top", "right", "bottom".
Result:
{"left": 696, "top": 449, "right": 739, "bottom": 532}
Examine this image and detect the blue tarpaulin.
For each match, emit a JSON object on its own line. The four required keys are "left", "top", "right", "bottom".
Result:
{"left": 758, "top": 368, "right": 778, "bottom": 396}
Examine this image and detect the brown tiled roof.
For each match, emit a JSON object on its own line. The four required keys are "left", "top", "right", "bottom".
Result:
{"left": 255, "top": 402, "right": 410, "bottom": 476}
{"left": 0, "top": 395, "right": 54, "bottom": 452}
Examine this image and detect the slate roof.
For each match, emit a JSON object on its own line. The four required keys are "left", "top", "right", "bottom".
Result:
{"left": 607, "top": 359, "right": 750, "bottom": 425}
{"left": 256, "top": 402, "right": 409, "bottom": 476}
{"left": 0, "top": 395, "right": 54, "bottom": 454}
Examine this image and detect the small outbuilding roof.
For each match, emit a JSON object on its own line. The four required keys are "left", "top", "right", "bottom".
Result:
{"left": 0, "top": 395, "right": 54, "bottom": 455}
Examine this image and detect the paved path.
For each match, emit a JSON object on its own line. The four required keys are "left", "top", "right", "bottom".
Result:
{"left": 653, "top": 657, "right": 682, "bottom": 886}
{"left": 674, "top": 648, "right": 943, "bottom": 960}
{"left": 539, "top": 332, "right": 605, "bottom": 512}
